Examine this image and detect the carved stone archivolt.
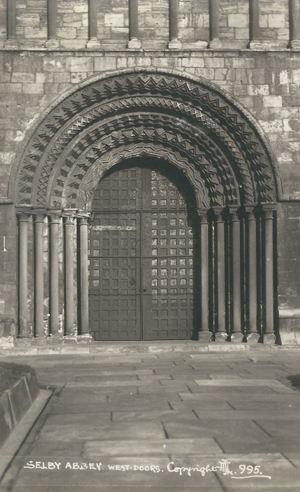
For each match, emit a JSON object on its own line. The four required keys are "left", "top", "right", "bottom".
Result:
{"left": 14, "top": 70, "right": 278, "bottom": 208}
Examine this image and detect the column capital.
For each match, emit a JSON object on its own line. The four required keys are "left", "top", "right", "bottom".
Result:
{"left": 77, "top": 210, "right": 92, "bottom": 217}
{"left": 212, "top": 206, "right": 225, "bottom": 219}
{"left": 244, "top": 204, "right": 258, "bottom": 213}
{"left": 228, "top": 206, "right": 242, "bottom": 220}
{"left": 197, "top": 209, "right": 209, "bottom": 223}
{"left": 62, "top": 208, "right": 77, "bottom": 218}
{"left": 78, "top": 212, "right": 92, "bottom": 226}
{"left": 63, "top": 215, "right": 76, "bottom": 226}
{"left": 17, "top": 211, "right": 31, "bottom": 222}
{"left": 32, "top": 209, "right": 46, "bottom": 223}
{"left": 261, "top": 203, "right": 276, "bottom": 219}
{"left": 48, "top": 210, "right": 62, "bottom": 223}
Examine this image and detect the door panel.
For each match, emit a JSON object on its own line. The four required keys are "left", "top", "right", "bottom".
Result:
{"left": 89, "top": 212, "right": 141, "bottom": 340}
{"left": 89, "top": 163, "right": 195, "bottom": 341}
{"left": 141, "top": 211, "right": 194, "bottom": 340}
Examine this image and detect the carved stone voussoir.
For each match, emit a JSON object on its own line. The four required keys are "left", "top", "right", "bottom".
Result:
{"left": 15, "top": 71, "right": 277, "bottom": 209}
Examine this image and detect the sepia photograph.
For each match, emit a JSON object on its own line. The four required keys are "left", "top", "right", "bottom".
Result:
{"left": 0, "top": 0, "right": 299, "bottom": 491}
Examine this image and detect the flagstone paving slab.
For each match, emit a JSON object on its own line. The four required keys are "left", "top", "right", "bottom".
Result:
{"left": 112, "top": 410, "right": 198, "bottom": 422}
{"left": 50, "top": 403, "right": 113, "bottom": 414}
{"left": 169, "top": 401, "right": 235, "bottom": 411}
{"left": 186, "top": 383, "right": 277, "bottom": 394}
{"left": 163, "top": 420, "right": 272, "bottom": 444}
{"left": 0, "top": 348, "right": 300, "bottom": 492}
{"left": 45, "top": 413, "right": 112, "bottom": 425}
{"left": 193, "top": 409, "right": 299, "bottom": 420}
{"left": 84, "top": 438, "right": 223, "bottom": 457}
{"left": 39, "top": 421, "right": 166, "bottom": 442}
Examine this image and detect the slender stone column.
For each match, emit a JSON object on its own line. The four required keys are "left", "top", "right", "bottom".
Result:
{"left": 5, "top": 0, "right": 17, "bottom": 47}
{"left": 263, "top": 205, "right": 276, "bottom": 343}
{"left": 198, "top": 211, "right": 210, "bottom": 341}
{"left": 128, "top": 0, "right": 142, "bottom": 48}
{"left": 214, "top": 209, "right": 226, "bottom": 341}
{"left": 209, "top": 0, "right": 222, "bottom": 49}
{"left": 18, "top": 213, "right": 30, "bottom": 337}
{"left": 64, "top": 215, "right": 75, "bottom": 335}
{"left": 289, "top": 0, "right": 300, "bottom": 49}
{"left": 45, "top": 0, "right": 59, "bottom": 49}
{"left": 33, "top": 213, "right": 45, "bottom": 337}
{"left": 168, "top": 0, "right": 182, "bottom": 49}
{"left": 49, "top": 214, "right": 60, "bottom": 336}
{"left": 229, "top": 208, "right": 243, "bottom": 342}
{"left": 245, "top": 207, "right": 259, "bottom": 343}
{"left": 78, "top": 214, "right": 91, "bottom": 337}
{"left": 248, "top": 0, "right": 262, "bottom": 49}
{"left": 86, "top": 0, "right": 101, "bottom": 48}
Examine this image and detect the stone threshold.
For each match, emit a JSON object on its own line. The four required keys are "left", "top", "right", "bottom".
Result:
{"left": 0, "top": 340, "right": 297, "bottom": 356}
{"left": 0, "top": 48, "right": 296, "bottom": 54}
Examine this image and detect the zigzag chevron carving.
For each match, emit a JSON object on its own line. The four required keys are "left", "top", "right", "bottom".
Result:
{"left": 15, "top": 72, "right": 277, "bottom": 207}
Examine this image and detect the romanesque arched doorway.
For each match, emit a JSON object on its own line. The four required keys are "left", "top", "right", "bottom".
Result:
{"left": 89, "top": 158, "right": 198, "bottom": 341}
{"left": 11, "top": 69, "right": 280, "bottom": 344}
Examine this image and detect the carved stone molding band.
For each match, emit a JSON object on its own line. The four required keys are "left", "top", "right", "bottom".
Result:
{"left": 14, "top": 72, "right": 277, "bottom": 209}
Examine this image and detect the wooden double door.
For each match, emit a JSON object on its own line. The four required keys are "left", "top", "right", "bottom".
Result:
{"left": 89, "top": 162, "right": 196, "bottom": 340}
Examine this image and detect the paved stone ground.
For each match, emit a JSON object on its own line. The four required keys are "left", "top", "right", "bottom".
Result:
{"left": 0, "top": 347, "right": 300, "bottom": 492}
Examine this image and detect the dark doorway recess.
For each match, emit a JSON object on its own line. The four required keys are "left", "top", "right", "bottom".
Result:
{"left": 89, "top": 157, "right": 199, "bottom": 341}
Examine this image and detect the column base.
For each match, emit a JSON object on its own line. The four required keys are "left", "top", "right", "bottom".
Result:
{"left": 248, "top": 40, "right": 263, "bottom": 50}
{"left": 263, "top": 333, "right": 276, "bottom": 344}
{"left": 230, "top": 332, "right": 244, "bottom": 343}
{"left": 289, "top": 39, "right": 300, "bottom": 50}
{"left": 45, "top": 37, "right": 59, "bottom": 49}
{"left": 31, "top": 337, "right": 48, "bottom": 346}
{"left": 198, "top": 331, "right": 213, "bottom": 342}
{"left": 246, "top": 333, "right": 260, "bottom": 344}
{"left": 4, "top": 38, "right": 18, "bottom": 49}
{"left": 127, "top": 38, "right": 142, "bottom": 49}
{"left": 168, "top": 38, "right": 182, "bottom": 49}
{"left": 86, "top": 38, "right": 101, "bottom": 49}
{"left": 214, "top": 332, "right": 228, "bottom": 343}
{"left": 209, "top": 38, "right": 222, "bottom": 49}
{"left": 76, "top": 333, "right": 94, "bottom": 343}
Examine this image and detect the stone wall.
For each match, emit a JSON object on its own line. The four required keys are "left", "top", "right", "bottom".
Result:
{"left": 0, "top": 204, "right": 17, "bottom": 338}
{"left": 0, "top": 0, "right": 293, "bottom": 49}
{"left": 1, "top": 50, "right": 299, "bottom": 199}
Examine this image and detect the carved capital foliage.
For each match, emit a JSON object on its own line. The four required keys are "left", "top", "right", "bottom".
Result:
{"left": 15, "top": 71, "right": 277, "bottom": 208}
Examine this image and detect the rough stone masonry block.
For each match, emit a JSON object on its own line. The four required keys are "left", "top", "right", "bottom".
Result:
{"left": 204, "top": 58, "right": 224, "bottom": 68}
{"left": 11, "top": 73, "right": 35, "bottom": 84}
{"left": 228, "top": 14, "right": 248, "bottom": 28}
{"left": 66, "top": 57, "right": 93, "bottom": 73}
{"left": 22, "top": 84, "right": 45, "bottom": 95}
{"left": 94, "top": 57, "right": 117, "bottom": 72}
{"left": 268, "top": 14, "right": 285, "bottom": 28}
{"left": 104, "top": 13, "right": 125, "bottom": 28}
{"left": 263, "top": 95, "right": 283, "bottom": 108}
{"left": 248, "top": 85, "right": 269, "bottom": 96}
{"left": 181, "top": 57, "right": 205, "bottom": 68}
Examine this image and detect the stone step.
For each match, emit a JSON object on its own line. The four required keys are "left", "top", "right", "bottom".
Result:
{"left": 0, "top": 340, "right": 292, "bottom": 357}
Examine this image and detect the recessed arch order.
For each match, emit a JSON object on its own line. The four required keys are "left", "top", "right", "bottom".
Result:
{"left": 11, "top": 69, "right": 279, "bottom": 210}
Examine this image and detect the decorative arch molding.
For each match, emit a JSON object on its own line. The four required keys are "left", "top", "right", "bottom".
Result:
{"left": 12, "top": 69, "right": 278, "bottom": 208}
{"left": 51, "top": 113, "right": 242, "bottom": 209}
{"left": 68, "top": 143, "right": 211, "bottom": 210}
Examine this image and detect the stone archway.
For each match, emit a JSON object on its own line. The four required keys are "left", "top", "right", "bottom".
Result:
{"left": 12, "top": 69, "right": 279, "bottom": 343}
